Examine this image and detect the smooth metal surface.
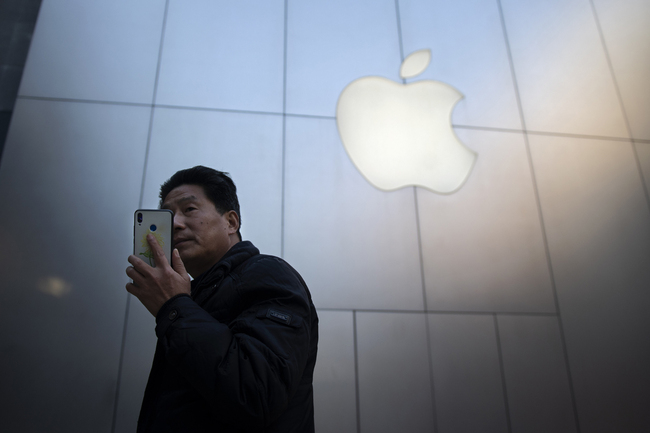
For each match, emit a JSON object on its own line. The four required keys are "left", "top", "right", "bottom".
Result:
{"left": 420, "top": 129, "right": 555, "bottom": 313}
{"left": 356, "top": 312, "right": 435, "bottom": 433}
{"left": 399, "top": 0, "right": 522, "bottom": 130}
{"left": 112, "top": 298, "right": 157, "bottom": 433}
{"left": 0, "top": 98, "right": 150, "bottom": 432}
{"left": 637, "top": 142, "right": 650, "bottom": 193}
{"left": 497, "top": 315, "right": 577, "bottom": 433}
{"left": 500, "top": 0, "right": 627, "bottom": 137}
{"left": 285, "top": 0, "right": 401, "bottom": 117}
{"left": 592, "top": 0, "right": 650, "bottom": 140}
{"left": 283, "top": 116, "right": 424, "bottom": 310}
{"left": 155, "top": 0, "right": 285, "bottom": 113}
{"left": 530, "top": 134, "right": 650, "bottom": 432}
{"left": 18, "top": 0, "right": 165, "bottom": 103}
{"left": 428, "top": 314, "right": 509, "bottom": 433}
{"left": 312, "top": 311, "right": 357, "bottom": 433}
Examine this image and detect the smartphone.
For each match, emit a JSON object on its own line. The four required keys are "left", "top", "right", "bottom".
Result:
{"left": 134, "top": 209, "right": 173, "bottom": 267}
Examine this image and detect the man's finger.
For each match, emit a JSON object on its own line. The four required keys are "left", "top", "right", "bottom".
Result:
{"left": 128, "top": 254, "right": 145, "bottom": 267}
{"left": 128, "top": 254, "right": 152, "bottom": 276}
{"left": 171, "top": 249, "right": 189, "bottom": 279}
{"left": 147, "top": 233, "right": 170, "bottom": 267}
{"left": 126, "top": 265, "right": 147, "bottom": 287}
{"left": 125, "top": 280, "right": 138, "bottom": 295}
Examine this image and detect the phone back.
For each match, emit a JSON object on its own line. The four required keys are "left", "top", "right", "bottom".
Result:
{"left": 134, "top": 209, "right": 173, "bottom": 267}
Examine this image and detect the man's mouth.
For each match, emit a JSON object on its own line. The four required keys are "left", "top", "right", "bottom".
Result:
{"left": 174, "top": 238, "right": 192, "bottom": 247}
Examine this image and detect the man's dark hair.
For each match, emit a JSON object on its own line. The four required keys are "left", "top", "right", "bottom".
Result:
{"left": 159, "top": 166, "right": 242, "bottom": 240}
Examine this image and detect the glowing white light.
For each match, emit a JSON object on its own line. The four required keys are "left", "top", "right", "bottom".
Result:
{"left": 38, "top": 277, "right": 73, "bottom": 298}
{"left": 336, "top": 49, "right": 477, "bottom": 194}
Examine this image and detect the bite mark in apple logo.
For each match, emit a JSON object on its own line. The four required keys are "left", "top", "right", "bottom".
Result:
{"left": 336, "top": 49, "right": 477, "bottom": 194}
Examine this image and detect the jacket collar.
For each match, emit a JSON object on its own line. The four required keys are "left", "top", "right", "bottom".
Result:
{"left": 190, "top": 240, "right": 259, "bottom": 296}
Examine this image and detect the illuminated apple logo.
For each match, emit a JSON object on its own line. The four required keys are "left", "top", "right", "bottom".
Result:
{"left": 336, "top": 49, "right": 477, "bottom": 193}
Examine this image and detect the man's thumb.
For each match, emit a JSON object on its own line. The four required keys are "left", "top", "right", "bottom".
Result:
{"left": 171, "top": 249, "right": 188, "bottom": 277}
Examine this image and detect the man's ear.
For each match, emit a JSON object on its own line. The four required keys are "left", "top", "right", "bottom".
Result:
{"left": 225, "top": 210, "right": 240, "bottom": 234}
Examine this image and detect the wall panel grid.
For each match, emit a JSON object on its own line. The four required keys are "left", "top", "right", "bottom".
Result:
{"left": 1, "top": 0, "right": 649, "bottom": 432}
{"left": 315, "top": 309, "right": 579, "bottom": 433}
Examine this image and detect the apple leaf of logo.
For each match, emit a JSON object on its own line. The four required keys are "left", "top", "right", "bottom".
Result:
{"left": 400, "top": 49, "right": 431, "bottom": 79}
{"left": 336, "top": 49, "right": 477, "bottom": 194}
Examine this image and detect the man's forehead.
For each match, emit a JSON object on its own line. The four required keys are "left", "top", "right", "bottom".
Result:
{"left": 161, "top": 194, "right": 198, "bottom": 208}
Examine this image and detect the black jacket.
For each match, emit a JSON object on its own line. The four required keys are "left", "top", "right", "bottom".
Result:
{"left": 137, "top": 241, "right": 319, "bottom": 432}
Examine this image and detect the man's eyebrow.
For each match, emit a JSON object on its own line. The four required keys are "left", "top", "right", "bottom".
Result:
{"left": 161, "top": 195, "right": 198, "bottom": 209}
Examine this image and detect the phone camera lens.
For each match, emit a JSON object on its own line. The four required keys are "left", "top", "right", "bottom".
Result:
{"left": 150, "top": 224, "right": 157, "bottom": 232}
{"left": 137, "top": 213, "right": 143, "bottom": 223}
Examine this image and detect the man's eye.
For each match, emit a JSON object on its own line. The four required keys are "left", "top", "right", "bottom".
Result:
{"left": 185, "top": 207, "right": 196, "bottom": 212}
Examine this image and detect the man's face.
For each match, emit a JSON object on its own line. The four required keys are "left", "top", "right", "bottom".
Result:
{"left": 161, "top": 184, "right": 239, "bottom": 277}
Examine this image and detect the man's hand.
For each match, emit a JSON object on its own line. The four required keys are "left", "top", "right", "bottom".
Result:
{"left": 126, "top": 233, "right": 191, "bottom": 317}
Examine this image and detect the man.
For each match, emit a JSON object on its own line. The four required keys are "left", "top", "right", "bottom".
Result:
{"left": 126, "top": 166, "right": 318, "bottom": 432}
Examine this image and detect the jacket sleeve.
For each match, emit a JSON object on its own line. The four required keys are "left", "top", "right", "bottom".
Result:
{"left": 154, "top": 257, "right": 316, "bottom": 430}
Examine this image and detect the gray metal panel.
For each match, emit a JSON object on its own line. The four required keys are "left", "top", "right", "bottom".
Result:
{"left": 356, "top": 312, "right": 435, "bottom": 433}
{"left": 18, "top": 0, "right": 165, "bottom": 103}
{"left": 500, "top": 0, "right": 627, "bottom": 137}
{"left": 637, "top": 142, "right": 650, "bottom": 194}
{"left": 530, "top": 134, "right": 650, "bottom": 432}
{"left": 497, "top": 315, "right": 577, "bottom": 433}
{"left": 142, "top": 107, "right": 284, "bottom": 257}
{"left": 283, "top": 115, "right": 424, "bottom": 310}
{"left": 5, "top": 1, "right": 650, "bottom": 431}
{"left": 156, "top": 0, "right": 285, "bottom": 113}
{"left": 428, "top": 314, "right": 509, "bottom": 433}
{"left": 0, "top": 98, "right": 150, "bottom": 432}
{"left": 285, "top": 0, "right": 402, "bottom": 117}
{"left": 399, "top": 0, "right": 522, "bottom": 130}
{"left": 592, "top": 0, "right": 650, "bottom": 140}
{"left": 313, "top": 310, "right": 357, "bottom": 433}
{"left": 420, "top": 129, "right": 555, "bottom": 313}
{"left": 112, "top": 299, "right": 157, "bottom": 433}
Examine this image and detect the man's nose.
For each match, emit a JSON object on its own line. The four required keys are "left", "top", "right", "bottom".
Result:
{"left": 173, "top": 214, "right": 185, "bottom": 229}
